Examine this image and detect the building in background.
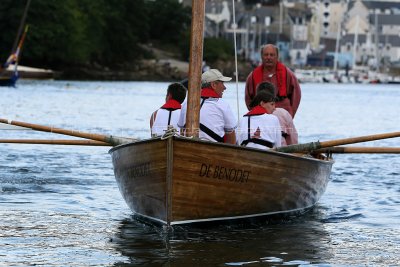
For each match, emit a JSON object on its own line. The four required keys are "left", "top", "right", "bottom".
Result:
{"left": 183, "top": 0, "right": 400, "bottom": 74}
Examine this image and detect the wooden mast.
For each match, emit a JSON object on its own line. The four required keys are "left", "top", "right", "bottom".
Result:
{"left": 185, "top": 0, "right": 205, "bottom": 138}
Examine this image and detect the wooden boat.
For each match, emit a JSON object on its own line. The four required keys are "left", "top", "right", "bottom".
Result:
{"left": 109, "top": 0, "right": 334, "bottom": 226}
{"left": 110, "top": 137, "right": 333, "bottom": 225}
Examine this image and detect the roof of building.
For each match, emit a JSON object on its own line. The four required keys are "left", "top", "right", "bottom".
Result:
{"left": 370, "top": 14, "right": 400, "bottom": 25}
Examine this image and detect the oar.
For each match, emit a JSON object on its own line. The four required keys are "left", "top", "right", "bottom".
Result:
{"left": 0, "top": 139, "right": 111, "bottom": 146}
{"left": 0, "top": 118, "right": 135, "bottom": 146}
{"left": 0, "top": 122, "right": 31, "bottom": 130}
{"left": 276, "top": 131, "right": 400, "bottom": 153}
{"left": 313, "top": 147, "right": 400, "bottom": 154}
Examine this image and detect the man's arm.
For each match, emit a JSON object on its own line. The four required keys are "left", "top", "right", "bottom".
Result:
{"left": 244, "top": 72, "right": 255, "bottom": 111}
{"left": 288, "top": 69, "right": 301, "bottom": 118}
{"left": 224, "top": 130, "right": 236, "bottom": 145}
{"left": 150, "top": 110, "right": 157, "bottom": 136}
{"left": 150, "top": 110, "right": 157, "bottom": 128}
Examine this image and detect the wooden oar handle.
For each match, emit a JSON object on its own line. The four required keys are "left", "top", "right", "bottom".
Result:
{"left": 276, "top": 131, "right": 400, "bottom": 153}
{"left": 0, "top": 118, "right": 134, "bottom": 146}
{"left": 314, "top": 147, "right": 400, "bottom": 154}
{"left": 320, "top": 132, "right": 400, "bottom": 148}
{"left": 0, "top": 139, "right": 111, "bottom": 146}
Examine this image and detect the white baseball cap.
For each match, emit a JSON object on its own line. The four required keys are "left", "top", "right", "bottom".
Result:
{"left": 201, "top": 69, "right": 232, "bottom": 83}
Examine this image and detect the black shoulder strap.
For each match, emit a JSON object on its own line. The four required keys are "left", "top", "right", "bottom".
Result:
{"left": 199, "top": 123, "right": 224, "bottom": 142}
{"left": 241, "top": 116, "right": 274, "bottom": 148}
{"left": 247, "top": 116, "right": 251, "bottom": 140}
{"left": 241, "top": 138, "right": 274, "bottom": 148}
{"left": 198, "top": 97, "right": 224, "bottom": 142}
{"left": 167, "top": 110, "right": 172, "bottom": 125}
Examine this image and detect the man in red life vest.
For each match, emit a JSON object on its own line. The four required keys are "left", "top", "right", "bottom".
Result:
{"left": 245, "top": 44, "right": 301, "bottom": 118}
{"left": 150, "top": 82, "right": 186, "bottom": 137}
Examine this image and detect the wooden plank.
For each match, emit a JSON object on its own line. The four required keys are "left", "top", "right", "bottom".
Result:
{"left": 170, "top": 139, "right": 332, "bottom": 223}
{"left": 111, "top": 141, "right": 168, "bottom": 223}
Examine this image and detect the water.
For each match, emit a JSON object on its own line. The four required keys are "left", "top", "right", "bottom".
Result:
{"left": 0, "top": 80, "right": 399, "bottom": 266}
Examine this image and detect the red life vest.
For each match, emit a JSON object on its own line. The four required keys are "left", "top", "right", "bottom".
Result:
{"left": 161, "top": 99, "right": 181, "bottom": 110}
{"left": 252, "top": 62, "right": 288, "bottom": 97}
{"left": 244, "top": 105, "right": 270, "bottom": 116}
{"left": 201, "top": 87, "right": 221, "bottom": 98}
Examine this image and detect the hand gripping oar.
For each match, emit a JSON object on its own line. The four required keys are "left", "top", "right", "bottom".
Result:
{"left": 0, "top": 118, "right": 135, "bottom": 146}
{"left": 276, "top": 132, "right": 400, "bottom": 153}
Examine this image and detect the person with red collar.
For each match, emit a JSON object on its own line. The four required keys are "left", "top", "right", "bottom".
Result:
{"left": 150, "top": 82, "right": 186, "bottom": 137}
{"left": 238, "top": 90, "right": 281, "bottom": 150}
{"left": 178, "top": 69, "right": 237, "bottom": 144}
{"left": 245, "top": 44, "right": 301, "bottom": 118}
{"left": 256, "top": 81, "right": 298, "bottom": 146}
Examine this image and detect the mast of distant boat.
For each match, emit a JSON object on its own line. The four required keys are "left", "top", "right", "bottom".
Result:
{"left": 352, "top": 15, "right": 360, "bottom": 69}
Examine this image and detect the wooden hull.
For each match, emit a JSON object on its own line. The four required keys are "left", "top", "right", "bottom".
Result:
{"left": 110, "top": 137, "right": 333, "bottom": 226}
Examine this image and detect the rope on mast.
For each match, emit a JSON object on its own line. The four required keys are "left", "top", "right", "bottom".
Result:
{"left": 231, "top": 0, "right": 240, "bottom": 122}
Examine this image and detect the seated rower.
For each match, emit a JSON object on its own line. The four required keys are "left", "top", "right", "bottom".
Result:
{"left": 238, "top": 90, "right": 281, "bottom": 149}
{"left": 150, "top": 82, "right": 186, "bottom": 137}
{"left": 256, "top": 81, "right": 298, "bottom": 146}
{"left": 178, "top": 69, "right": 237, "bottom": 144}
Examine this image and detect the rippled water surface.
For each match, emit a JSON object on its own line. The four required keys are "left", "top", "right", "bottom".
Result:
{"left": 0, "top": 80, "right": 399, "bottom": 266}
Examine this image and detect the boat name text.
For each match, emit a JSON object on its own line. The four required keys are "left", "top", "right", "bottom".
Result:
{"left": 199, "top": 163, "right": 250, "bottom": 183}
{"left": 127, "top": 162, "right": 150, "bottom": 178}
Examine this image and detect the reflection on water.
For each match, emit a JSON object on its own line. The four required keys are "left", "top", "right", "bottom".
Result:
{"left": 0, "top": 81, "right": 399, "bottom": 266}
{"left": 111, "top": 210, "right": 333, "bottom": 266}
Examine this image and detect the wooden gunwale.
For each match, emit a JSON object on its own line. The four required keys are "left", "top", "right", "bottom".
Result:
{"left": 110, "top": 137, "right": 333, "bottom": 226}
{"left": 110, "top": 136, "right": 333, "bottom": 165}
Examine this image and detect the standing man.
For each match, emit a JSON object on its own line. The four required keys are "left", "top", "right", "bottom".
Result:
{"left": 178, "top": 69, "right": 237, "bottom": 144}
{"left": 245, "top": 44, "right": 301, "bottom": 118}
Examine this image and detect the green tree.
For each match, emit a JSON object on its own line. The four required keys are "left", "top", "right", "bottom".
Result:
{"left": 203, "top": 37, "right": 234, "bottom": 63}
{"left": 0, "top": 0, "right": 28, "bottom": 64}
{"left": 0, "top": 0, "right": 193, "bottom": 74}
{"left": 100, "top": 0, "right": 149, "bottom": 67}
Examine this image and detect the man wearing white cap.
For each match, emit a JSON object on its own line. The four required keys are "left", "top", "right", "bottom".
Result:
{"left": 178, "top": 69, "right": 237, "bottom": 144}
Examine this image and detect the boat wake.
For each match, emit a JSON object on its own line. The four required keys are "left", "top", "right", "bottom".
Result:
{"left": 321, "top": 209, "right": 364, "bottom": 223}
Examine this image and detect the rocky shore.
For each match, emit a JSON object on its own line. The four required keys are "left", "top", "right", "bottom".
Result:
{"left": 18, "top": 46, "right": 255, "bottom": 82}
{"left": 57, "top": 58, "right": 253, "bottom": 82}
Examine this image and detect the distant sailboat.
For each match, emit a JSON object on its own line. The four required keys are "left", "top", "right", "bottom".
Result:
{"left": 0, "top": 0, "right": 31, "bottom": 87}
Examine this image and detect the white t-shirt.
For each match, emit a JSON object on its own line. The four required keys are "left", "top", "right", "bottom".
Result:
{"left": 151, "top": 108, "right": 181, "bottom": 136}
{"left": 178, "top": 97, "right": 237, "bottom": 142}
{"left": 237, "top": 113, "right": 281, "bottom": 149}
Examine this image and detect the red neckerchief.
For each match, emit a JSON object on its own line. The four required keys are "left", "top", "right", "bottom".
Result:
{"left": 244, "top": 105, "right": 270, "bottom": 116}
{"left": 201, "top": 87, "right": 221, "bottom": 98}
{"left": 252, "top": 61, "right": 287, "bottom": 97}
{"left": 161, "top": 99, "right": 181, "bottom": 110}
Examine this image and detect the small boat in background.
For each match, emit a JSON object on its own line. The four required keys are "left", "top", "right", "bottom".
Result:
{"left": 0, "top": 26, "right": 28, "bottom": 87}
{"left": 4, "top": 64, "right": 55, "bottom": 80}
{"left": 0, "top": 0, "right": 31, "bottom": 87}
